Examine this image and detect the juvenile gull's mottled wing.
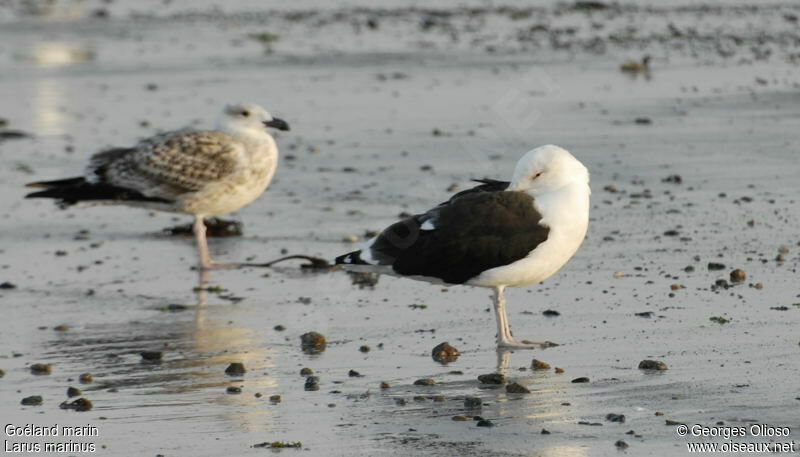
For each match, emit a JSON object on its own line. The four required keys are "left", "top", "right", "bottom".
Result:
{"left": 88, "top": 130, "right": 246, "bottom": 200}
{"left": 336, "top": 187, "right": 549, "bottom": 285}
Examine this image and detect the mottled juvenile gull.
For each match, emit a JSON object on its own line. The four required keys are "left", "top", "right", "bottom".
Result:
{"left": 336, "top": 145, "right": 590, "bottom": 349}
{"left": 26, "top": 103, "right": 290, "bottom": 269}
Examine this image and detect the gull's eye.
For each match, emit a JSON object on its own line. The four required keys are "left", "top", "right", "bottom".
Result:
{"left": 532, "top": 171, "right": 543, "bottom": 179}
{"left": 240, "top": 110, "right": 250, "bottom": 117}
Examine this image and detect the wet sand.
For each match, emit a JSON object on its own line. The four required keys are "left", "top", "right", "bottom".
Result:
{"left": 1, "top": 1, "right": 799, "bottom": 456}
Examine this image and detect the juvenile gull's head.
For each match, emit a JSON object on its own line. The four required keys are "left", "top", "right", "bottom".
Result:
{"left": 220, "top": 103, "right": 290, "bottom": 136}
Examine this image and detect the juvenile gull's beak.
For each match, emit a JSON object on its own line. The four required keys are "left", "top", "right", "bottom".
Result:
{"left": 263, "top": 118, "right": 290, "bottom": 131}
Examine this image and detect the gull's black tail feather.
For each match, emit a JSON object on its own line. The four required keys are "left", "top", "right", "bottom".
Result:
{"left": 335, "top": 250, "right": 368, "bottom": 265}
{"left": 25, "top": 177, "right": 170, "bottom": 207}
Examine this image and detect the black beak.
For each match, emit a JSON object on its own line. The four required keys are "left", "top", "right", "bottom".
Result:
{"left": 263, "top": 118, "right": 290, "bottom": 131}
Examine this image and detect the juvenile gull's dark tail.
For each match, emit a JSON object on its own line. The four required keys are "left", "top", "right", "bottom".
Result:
{"left": 25, "top": 177, "right": 170, "bottom": 207}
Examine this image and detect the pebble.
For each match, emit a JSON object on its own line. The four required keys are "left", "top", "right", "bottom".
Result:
{"left": 359, "top": 345, "right": 371, "bottom": 353}
{"left": 380, "top": 381, "right": 390, "bottom": 389}
{"left": 21, "top": 395, "right": 43, "bottom": 406}
{"left": 464, "top": 396, "right": 482, "bottom": 408}
{"left": 452, "top": 415, "right": 470, "bottom": 421}
{"left": 300, "top": 332, "right": 326, "bottom": 352}
{"left": 78, "top": 373, "right": 93, "bottom": 384}
{"left": 542, "top": 309, "right": 560, "bottom": 316}
{"left": 304, "top": 376, "right": 320, "bottom": 391}
{"left": 53, "top": 324, "right": 69, "bottom": 332}
{"left": 413, "top": 378, "right": 436, "bottom": 386}
{"left": 477, "top": 373, "right": 506, "bottom": 385}
{"left": 348, "top": 369, "right": 363, "bottom": 377}
{"left": 476, "top": 419, "right": 495, "bottom": 427}
{"left": 606, "top": 413, "right": 626, "bottom": 423}
{"left": 531, "top": 359, "right": 551, "bottom": 370}
{"left": 269, "top": 395, "right": 282, "bottom": 403}
{"left": 615, "top": 440, "right": 629, "bottom": 449}
{"left": 541, "top": 429, "right": 551, "bottom": 434}
{"left": 730, "top": 269, "right": 746, "bottom": 283}
{"left": 571, "top": 377, "right": 590, "bottom": 383}
{"left": 665, "top": 419, "right": 681, "bottom": 425}
{"left": 140, "top": 351, "right": 163, "bottom": 361}
{"left": 431, "top": 342, "right": 459, "bottom": 363}
{"left": 300, "top": 367, "right": 313, "bottom": 376}
{"left": 59, "top": 397, "right": 93, "bottom": 411}
{"left": 226, "top": 387, "right": 242, "bottom": 394}
{"left": 554, "top": 367, "right": 565, "bottom": 374}
{"left": 638, "top": 360, "right": 668, "bottom": 370}
{"left": 66, "top": 387, "right": 81, "bottom": 397}
{"left": 30, "top": 364, "right": 52, "bottom": 375}
{"left": 506, "top": 382, "right": 531, "bottom": 393}
{"left": 225, "top": 362, "right": 246, "bottom": 376}
{"left": 708, "top": 262, "right": 725, "bottom": 271}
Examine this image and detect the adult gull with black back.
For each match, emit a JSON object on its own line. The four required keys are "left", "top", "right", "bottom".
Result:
{"left": 336, "top": 145, "right": 590, "bottom": 349}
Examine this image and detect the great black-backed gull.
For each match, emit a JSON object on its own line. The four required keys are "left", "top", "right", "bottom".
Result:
{"left": 336, "top": 145, "right": 590, "bottom": 349}
{"left": 26, "top": 103, "right": 290, "bottom": 269}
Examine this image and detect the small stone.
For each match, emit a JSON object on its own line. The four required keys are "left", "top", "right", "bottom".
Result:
{"left": 665, "top": 419, "right": 682, "bottom": 425}
{"left": 615, "top": 440, "right": 629, "bottom": 449}
{"left": 452, "top": 415, "right": 470, "bottom": 421}
{"left": 670, "top": 284, "right": 681, "bottom": 291}
{"left": 754, "top": 283, "right": 764, "bottom": 290}
{"left": 778, "top": 246, "right": 790, "bottom": 254}
{"left": 571, "top": 377, "right": 590, "bottom": 383}
{"left": 304, "top": 376, "right": 320, "bottom": 391}
{"left": 255, "top": 392, "right": 262, "bottom": 398}
{"left": 21, "top": 395, "right": 43, "bottom": 406}
{"left": 730, "top": 269, "right": 746, "bottom": 283}
{"left": 359, "top": 345, "right": 371, "bottom": 353}
{"left": 638, "top": 360, "right": 668, "bottom": 370}
{"left": 476, "top": 419, "right": 495, "bottom": 427}
{"left": 300, "top": 332, "right": 326, "bottom": 352}
{"left": 140, "top": 351, "right": 163, "bottom": 361}
{"left": 66, "top": 387, "right": 82, "bottom": 397}
{"left": 542, "top": 309, "right": 560, "bottom": 316}
{"left": 225, "top": 362, "right": 246, "bottom": 376}
{"left": 395, "top": 398, "right": 407, "bottom": 406}
{"left": 226, "top": 386, "right": 242, "bottom": 394}
{"left": 554, "top": 367, "right": 565, "bottom": 374}
{"left": 506, "top": 382, "right": 531, "bottom": 393}
{"left": 708, "top": 262, "right": 725, "bottom": 271}
{"left": 541, "top": 428, "right": 551, "bottom": 434}
{"left": 414, "top": 378, "right": 436, "bottom": 386}
{"left": 300, "top": 367, "right": 313, "bottom": 376}
{"left": 269, "top": 395, "right": 282, "bottom": 403}
{"left": 0, "top": 281, "right": 17, "bottom": 289}
{"left": 464, "top": 396, "right": 482, "bottom": 408}
{"left": 432, "top": 395, "right": 445, "bottom": 402}
{"left": 477, "top": 373, "right": 505, "bottom": 384}
{"left": 431, "top": 342, "right": 459, "bottom": 363}
{"left": 78, "top": 373, "right": 93, "bottom": 384}
{"left": 30, "top": 364, "right": 52, "bottom": 375}
{"left": 348, "top": 369, "right": 362, "bottom": 377}
{"left": 273, "top": 325, "right": 286, "bottom": 331}
{"left": 380, "top": 381, "right": 390, "bottom": 389}
{"left": 606, "top": 413, "right": 626, "bottom": 423}
{"left": 531, "top": 359, "right": 550, "bottom": 370}
{"left": 0, "top": 369, "right": 4, "bottom": 378}
{"left": 53, "top": 324, "right": 70, "bottom": 332}
{"left": 655, "top": 411, "right": 664, "bottom": 416}
{"left": 59, "top": 397, "right": 93, "bottom": 411}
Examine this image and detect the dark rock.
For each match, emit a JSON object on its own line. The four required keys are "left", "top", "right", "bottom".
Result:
{"left": 541, "top": 428, "right": 551, "bottom": 434}
{"left": 730, "top": 269, "right": 746, "bottom": 283}
{"left": 225, "top": 362, "right": 246, "bottom": 376}
{"left": 414, "top": 378, "right": 436, "bottom": 386}
{"left": 431, "top": 342, "right": 459, "bottom": 363}
{"left": 615, "top": 440, "right": 629, "bottom": 449}
{"left": 21, "top": 395, "right": 43, "bottom": 406}
{"left": 708, "top": 262, "right": 725, "bottom": 271}
{"left": 359, "top": 345, "right": 371, "bottom": 353}
{"left": 226, "top": 386, "right": 242, "bottom": 394}
{"left": 300, "top": 332, "right": 326, "bottom": 352}
{"left": 59, "top": 397, "right": 92, "bottom": 411}
{"left": 66, "top": 387, "right": 82, "bottom": 397}
{"left": 506, "top": 382, "right": 531, "bottom": 393}
{"left": 638, "top": 360, "right": 668, "bottom": 370}
{"left": 140, "top": 351, "right": 163, "bottom": 361}
{"left": 269, "top": 395, "right": 282, "bottom": 403}
{"left": 542, "top": 309, "right": 560, "bottom": 316}
{"left": 78, "top": 373, "right": 93, "bottom": 384}
{"left": 464, "top": 396, "right": 482, "bottom": 408}
{"left": 304, "top": 376, "right": 320, "bottom": 391}
{"left": 571, "top": 377, "right": 590, "bottom": 383}
{"left": 348, "top": 369, "right": 363, "bottom": 377}
{"left": 30, "top": 364, "right": 52, "bottom": 375}
{"left": 531, "top": 359, "right": 551, "bottom": 370}
{"left": 300, "top": 367, "right": 313, "bottom": 376}
{"left": 476, "top": 419, "right": 495, "bottom": 427}
{"left": 477, "top": 373, "right": 505, "bottom": 385}
{"left": 606, "top": 413, "right": 626, "bottom": 423}
{"left": 0, "top": 281, "right": 16, "bottom": 289}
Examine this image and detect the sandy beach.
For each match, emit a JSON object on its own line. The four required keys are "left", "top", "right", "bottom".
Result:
{"left": 1, "top": 0, "right": 799, "bottom": 455}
